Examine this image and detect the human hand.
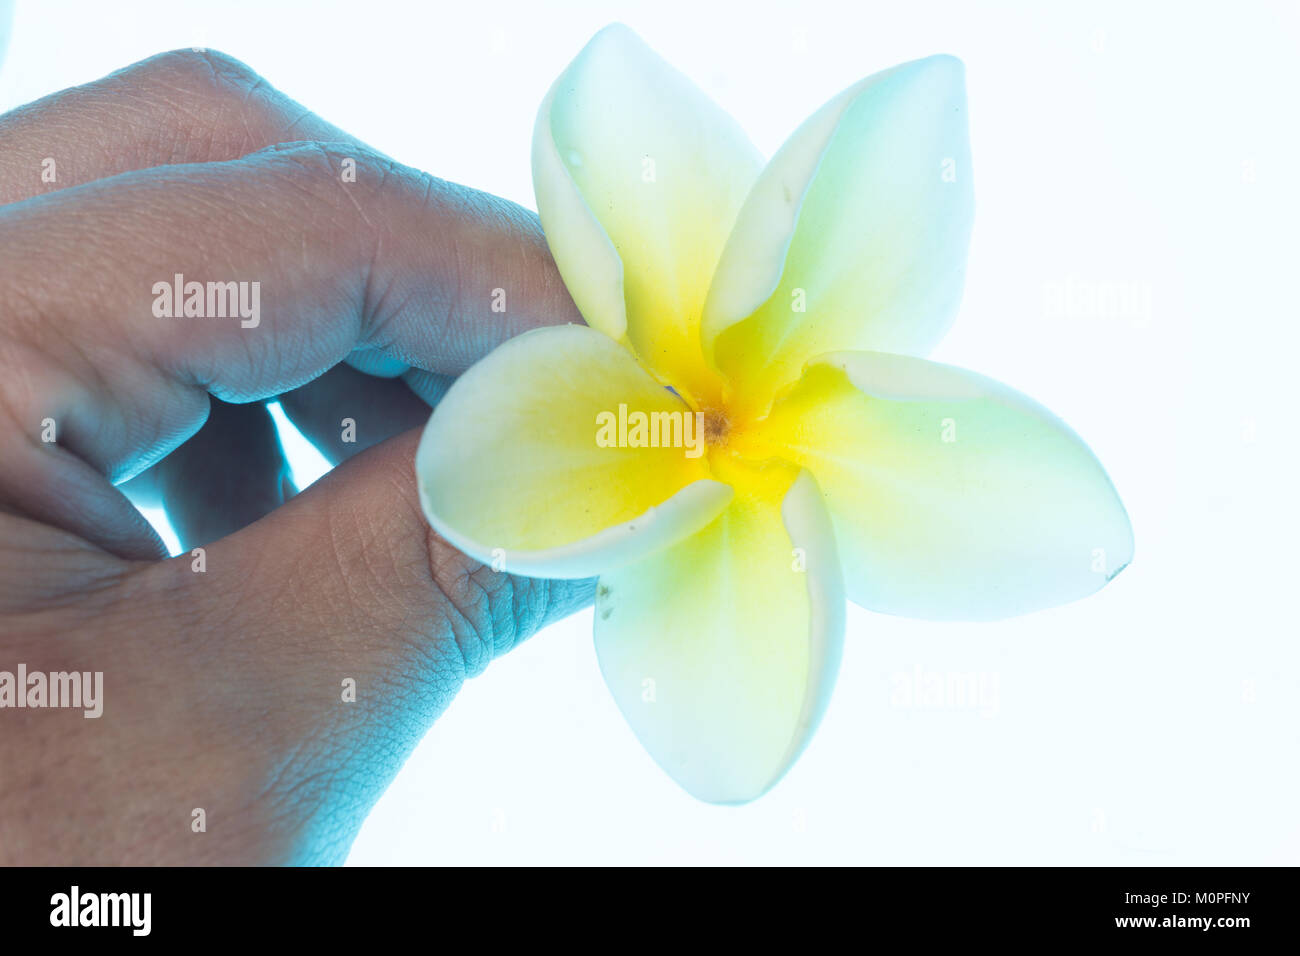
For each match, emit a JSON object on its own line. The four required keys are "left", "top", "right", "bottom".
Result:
{"left": 0, "top": 49, "right": 592, "bottom": 864}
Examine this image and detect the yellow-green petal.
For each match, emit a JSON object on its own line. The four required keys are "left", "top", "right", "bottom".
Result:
{"left": 704, "top": 56, "right": 974, "bottom": 416}
{"left": 594, "top": 465, "right": 845, "bottom": 804}
{"left": 740, "top": 351, "right": 1132, "bottom": 621}
{"left": 532, "top": 23, "right": 763, "bottom": 403}
{"left": 416, "top": 324, "right": 731, "bottom": 579}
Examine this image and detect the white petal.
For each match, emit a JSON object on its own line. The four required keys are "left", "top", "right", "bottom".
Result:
{"left": 532, "top": 24, "right": 763, "bottom": 401}
{"left": 703, "top": 56, "right": 974, "bottom": 413}
{"left": 740, "top": 351, "right": 1133, "bottom": 621}
{"left": 595, "top": 466, "right": 845, "bottom": 803}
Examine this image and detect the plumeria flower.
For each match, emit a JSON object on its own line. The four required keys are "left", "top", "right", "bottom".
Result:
{"left": 416, "top": 25, "right": 1132, "bottom": 804}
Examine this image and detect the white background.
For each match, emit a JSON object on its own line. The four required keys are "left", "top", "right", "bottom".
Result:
{"left": 2, "top": 0, "right": 1297, "bottom": 864}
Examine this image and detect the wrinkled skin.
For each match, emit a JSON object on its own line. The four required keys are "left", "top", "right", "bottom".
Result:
{"left": 0, "top": 49, "right": 592, "bottom": 864}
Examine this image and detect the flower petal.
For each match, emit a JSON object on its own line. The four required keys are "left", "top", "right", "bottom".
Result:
{"left": 594, "top": 465, "right": 845, "bottom": 804}
{"left": 739, "top": 351, "right": 1133, "bottom": 621}
{"left": 533, "top": 23, "right": 763, "bottom": 402}
{"left": 416, "top": 324, "right": 731, "bottom": 579}
{"left": 703, "top": 56, "right": 974, "bottom": 415}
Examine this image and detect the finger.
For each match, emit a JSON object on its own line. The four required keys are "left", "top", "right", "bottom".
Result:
{"left": 123, "top": 394, "right": 295, "bottom": 547}
{"left": 400, "top": 368, "right": 456, "bottom": 408}
{"left": 278, "top": 363, "right": 431, "bottom": 466}
{"left": 0, "top": 47, "right": 386, "bottom": 536}
{"left": 0, "top": 48, "right": 360, "bottom": 204}
{"left": 0, "top": 142, "right": 580, "bottom": 557}
{"left": 200, "top": 427, "right": 596, "bottom": 670}
{"left": 157, "top": 398, "right": 292, "bottom": 549}
{"left": 119, "top": 397, "right": 292, "bottom": 548}
{"left": 126, "top": 428, "right": 594, "bottom": 855}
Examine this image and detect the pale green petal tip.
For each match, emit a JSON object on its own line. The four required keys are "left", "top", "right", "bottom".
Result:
{"left": 775, "top": 352, "right": 1133, "bottom": 622}
{"left": 704, "top": 48, "right": 975, "bottom": 402}
{"left": 593, "top": 469, "right": 845, "bottom": 805}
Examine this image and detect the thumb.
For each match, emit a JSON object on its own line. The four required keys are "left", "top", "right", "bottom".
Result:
{"left": 192, "top": 427, "right": 594, "bottom": 858}
{"left": 219, "top": 427, "right": 595, "bottom": 670}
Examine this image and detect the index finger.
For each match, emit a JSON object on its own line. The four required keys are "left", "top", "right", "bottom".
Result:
{"left": 0, "top": 48, "right": 361, "bottom": 204}
{"left": 0, "top": 141, "right": 580, "bottom": 558}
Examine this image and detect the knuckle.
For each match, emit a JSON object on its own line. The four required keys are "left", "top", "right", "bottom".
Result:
{"left": 252, "top": 140, "right": 393, "bottom": 200}
{"left": 142, "top": 48, "right": 264, "bottom": 103}
{"left": 245, "top": 142, "right": 419, "bottom": 312}
{"left": 424, "top": 536, "right": 501, "bottom": 678}
{"left": 124, "top": 49, "right": 279, "bottom": 159}
{"left": 263, "top": 142, "right": 386, "bottom": 246}
{"left": 421, "top": 528, "right": 554, "bottom": 679}
{"left": 258, "top": 139, "right": 354, "bottom": 181}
